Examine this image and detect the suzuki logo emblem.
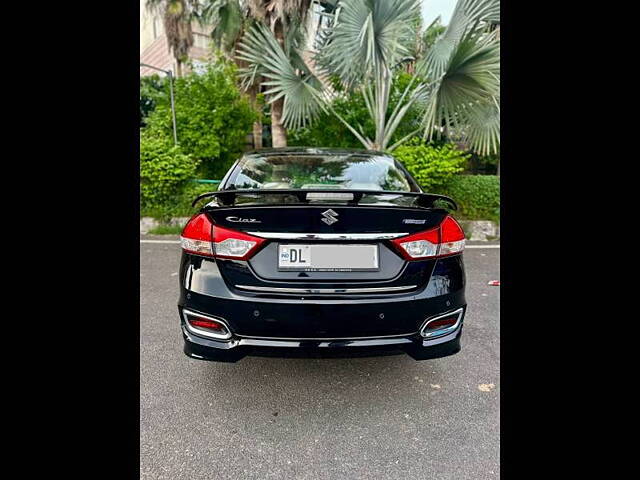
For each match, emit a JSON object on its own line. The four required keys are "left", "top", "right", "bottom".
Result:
{"left": 321, "top": 209, "right": 339, "bottom": 225}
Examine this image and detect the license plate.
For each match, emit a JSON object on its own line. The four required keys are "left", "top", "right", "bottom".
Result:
{"left": 278, "top": 244, "right": 379, "bottom": 271}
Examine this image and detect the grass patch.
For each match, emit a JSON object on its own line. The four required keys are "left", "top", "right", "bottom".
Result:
{"left": 147, "top": 225, "right": 184, "bottom": 235}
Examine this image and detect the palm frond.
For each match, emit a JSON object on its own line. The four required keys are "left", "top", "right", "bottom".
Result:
{"left": 458, "top": 99, "right": 500, "bottom": 156}
{"left": 236, "top": 22, "right": 325, "bottom": 130}
{"left": 315, "top": 0, "right": 422, "bottom": 88}
{"left": 417, "top": 0, "right": 499, "bottom": 79}
{"left": 420, "top": 27, "right": 500, "bottom": 151}
{"left": 382, "top": 80, "right": 428, "bottom": 147}
{"left": 199, "top": 0, "right": 244, "bottom": 53}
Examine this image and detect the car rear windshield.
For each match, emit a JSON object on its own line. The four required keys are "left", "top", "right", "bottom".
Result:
{"left": 224, "top": 153, "right": 420, "bottom": 192}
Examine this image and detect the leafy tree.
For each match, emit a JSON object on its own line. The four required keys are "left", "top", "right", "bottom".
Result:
{"left": 140, "top": 74, "right": 168, "bottom": 126}
{"left": 238, "top": 0, "right": 500, "bottom": 154}
{"left": 143, "top": 59, "right": 257, "bottom": 178}
{"left": 198, "top": 0, "right": 263, "bottom": 147}
{"left": 197, "top": 1, "right": 332, "bottom": 148}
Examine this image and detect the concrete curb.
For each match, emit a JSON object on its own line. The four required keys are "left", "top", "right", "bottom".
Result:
{"left": 140, "top": 217, "right": 500, "bottom": 241}
{"left": 457, "top": 220, "right": 500, "bottom": 242}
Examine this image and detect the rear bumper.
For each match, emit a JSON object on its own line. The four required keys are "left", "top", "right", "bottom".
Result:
{"left": 178, "top": 252, "right": 466, "bottom": 361}
{"left": 181, "top": 317, "right": 463, "bottom": 362}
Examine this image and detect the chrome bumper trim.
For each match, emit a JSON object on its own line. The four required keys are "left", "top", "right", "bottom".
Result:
{"left": 238, "top": 331, "right": 418, "bottom": 341}
{"left": 419, "top": 308, "right": 465, "bottom": 339}
{"left": 181, "top": 308, "right": 233, "bottom": 340}
{"left": 237, "top": 337, "right": 414, "bottom": 348}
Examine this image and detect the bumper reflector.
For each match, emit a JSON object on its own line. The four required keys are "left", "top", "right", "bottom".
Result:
{"left": 420, "top": 308, "right": 464, "bottom": 338}
{"left": 182, "top": 309, "right": 232, "bottom": 340}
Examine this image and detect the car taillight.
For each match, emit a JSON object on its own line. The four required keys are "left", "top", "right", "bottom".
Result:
{"left": 438, "top": 215, "right": 466, "bottom": 256}
{"left": 180, "top": 213, "right": 215, "bottom": 256}
{"left": 180, "top": 213, "right": 265, "bottom": 260}
{"left": 391, "top": 215, "right": 465, "bottom": 260}
{"left": 212, "top": 224, "right": 266, "bottom": 260}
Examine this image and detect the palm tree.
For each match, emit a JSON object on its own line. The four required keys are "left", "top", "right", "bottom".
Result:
{"left": 199, "top": 0, "right": 264, "bottom": 147}
{"left": 146, "top": 0, "right": 200, "bottom": 77}
{"left": 243, "top": 0, "right": 313, "bottom": 147}
{"left": 237, "top": 0, "right": 500, "bottom": 155}
{"left": 199, "top": 0, "right": 245, "bottom": 53}
{"left": 200, "top": 0, "right": 322, "bottom": 147}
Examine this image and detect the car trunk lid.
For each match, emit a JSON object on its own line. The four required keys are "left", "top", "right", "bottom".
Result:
{"left": 201, "top": 203, "right": 447, "bottom": 291}
{"left": 205, "top": 205, "right": 448, "bottom": 235}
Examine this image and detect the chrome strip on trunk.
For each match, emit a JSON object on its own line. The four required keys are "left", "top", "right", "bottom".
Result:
{"left": 246, "top": 232, "right": 409, "bottom": 240}
{"left": 234, "top": 285, "right": 417, "bottom": 294}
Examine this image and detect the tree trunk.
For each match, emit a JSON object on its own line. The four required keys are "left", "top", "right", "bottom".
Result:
{"left": 247, "top": 83, "right": 263, "bottom": 149}
{"left": 253, "top": 120, "right": 263, "bottom": 149}
{"left": 176, "top": 60, "right": 183, "bottom": 77}
{"left": 271, "top": 97, "right": 287, "bottom": 147}
{"left": 271, "top": 21, "right": 288, "bottom": 147}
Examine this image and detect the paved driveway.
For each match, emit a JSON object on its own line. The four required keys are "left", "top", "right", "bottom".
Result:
{"left": 140, "top": 238, "right": 499, "bottom": 479}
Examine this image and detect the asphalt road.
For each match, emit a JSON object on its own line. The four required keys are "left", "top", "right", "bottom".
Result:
{"left": 140, "top": 238, "right": 500, "bottom": 479}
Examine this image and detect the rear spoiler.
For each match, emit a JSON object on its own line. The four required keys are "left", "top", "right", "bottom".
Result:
{"left": 191, "top": 189, "right": 457, "bottom": 211}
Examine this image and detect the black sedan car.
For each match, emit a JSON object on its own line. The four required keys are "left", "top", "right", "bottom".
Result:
{"left": 178, "top": 148, "right": 466, "bottom": 362}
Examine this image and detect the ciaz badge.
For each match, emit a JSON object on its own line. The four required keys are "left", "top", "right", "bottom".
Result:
{"left": 226, "top": 216, "right": 261, "bottom": 223}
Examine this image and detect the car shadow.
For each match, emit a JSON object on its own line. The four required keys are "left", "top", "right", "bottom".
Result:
{"left": 192, "top": 353, "right": 451, "bottom": 422}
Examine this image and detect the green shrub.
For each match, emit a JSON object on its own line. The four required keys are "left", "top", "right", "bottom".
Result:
{"left": 394, "top": 138, "right": 469, "bottom": 191}
{"left": 140, "top": 179, "right": 215, "bottom": 220}
{"left": 433, "top": 175, "right": 500, "bottom": 222}
{"left": 140, "top": 131, "right": 200, "bottom": 221}
{"left": 173, "top": 182, "right": 218, "bottom": 217}
{"left": 143, "top": 58, "right": 257, "bottom": 179}
{"left": 140, "top": 57, "right": 254, "bottom": 220}
{"left": 464, "top": 150, "right": 499, "bottom": 175}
